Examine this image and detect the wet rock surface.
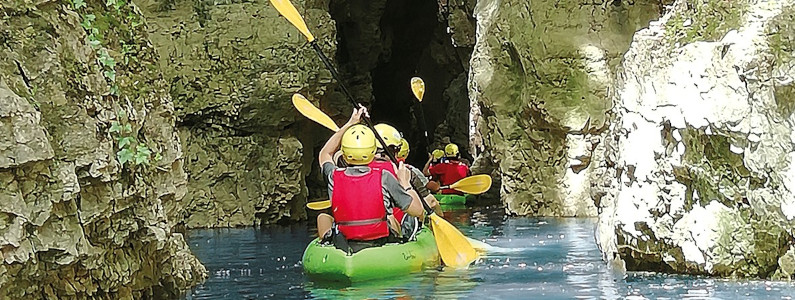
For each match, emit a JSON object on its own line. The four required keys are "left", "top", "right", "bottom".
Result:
{"left": 595, "top": 0, "right": 795, "bottom": 278}
{"left": 0, "top": 0, "right": 205, "bottom": 298}
{"left": 136, "top": 0, "right": 339, "bottom": 227}
{"left": 468, "top": 0, "right": 664, "bottom": 216}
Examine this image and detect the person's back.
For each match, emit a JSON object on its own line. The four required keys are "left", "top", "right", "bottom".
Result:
{"left": 330, "top": 165, "right": 389, "bottom": 240}
{"left": 428, "top": 143, "right": 471, "bottom": 195}
{"left": 430, "top": 160, "right": 469, "bottom": 194}
{"left": 316, "top": 110, "right": 425, "bottom": 250}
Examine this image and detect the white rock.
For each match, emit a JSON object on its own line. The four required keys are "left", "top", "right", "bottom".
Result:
{"left": 729, "top": 144, "right": 744, "bottom": 154}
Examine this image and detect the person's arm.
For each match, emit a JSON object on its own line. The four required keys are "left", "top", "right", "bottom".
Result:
{"left": 398, "top": 161, "right": 425, "bottom": 217}
{"left": 383, "top": 162, "right": 425, "bottom": 217}
{"left": 422, "top": 155, "right": 433, "bottom": 176}
{"left": 318, "top": 107, "right": 366, "bottom": 167}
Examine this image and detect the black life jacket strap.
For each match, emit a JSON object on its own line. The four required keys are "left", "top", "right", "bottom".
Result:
{"left": 336, "top": 217, "right": 387, "bottom": 226}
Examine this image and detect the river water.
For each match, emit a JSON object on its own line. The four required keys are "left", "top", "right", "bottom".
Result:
{"left": 182, "top": 206, "right": 795, "bottom": 299}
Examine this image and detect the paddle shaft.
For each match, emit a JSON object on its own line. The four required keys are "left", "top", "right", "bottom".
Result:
{"left": 309, "top": 42, "right": 400, "bottom": 165}
{"left": 414, "top": 101, "right": 431, "bottom": 152}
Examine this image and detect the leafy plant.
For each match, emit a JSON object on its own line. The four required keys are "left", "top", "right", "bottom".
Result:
{"left": 81, "top": 14, "right": 95, "bottom": 29}
{"left": 110, "top": 118, "right": 155, "bottom": 167}
{"left": 72, "top": 0, "right": 86, "bottom": 10}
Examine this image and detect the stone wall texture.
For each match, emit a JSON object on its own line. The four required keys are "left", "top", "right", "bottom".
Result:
{"left": 595, "top": 0, "right": 795, "bottom": 278}
{"left": 136, "top": 0, "right": 339, "bottom": 227}
{"left": 468, "top": 0, "right": 664, "bottom": 216}
{"left": 0, "top": 0, "right": 206, "bottom": 298}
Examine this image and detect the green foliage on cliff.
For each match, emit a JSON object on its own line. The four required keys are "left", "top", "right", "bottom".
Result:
{"left": 69, "top": 0, "right": 158, "bottom": 169}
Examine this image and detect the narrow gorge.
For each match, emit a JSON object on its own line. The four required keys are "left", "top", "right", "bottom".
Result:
{"left": 3, "top": 0, "right": 795, "bottom": 297}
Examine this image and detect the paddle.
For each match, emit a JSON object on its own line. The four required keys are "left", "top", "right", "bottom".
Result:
{"left": 306, "top": 200, "right": 331, "bottom": 210}
{"left": 439, "top": 174, "right": 492, "bottom": 195}
{"left": 292, "top": 99, "right": 492, "bottom": 195}
{"left": 292, "top": 94, "right": 339, "bottom": 132}
{"left": 269, "top": 0, "right": 398, "bottom": 163}
{"left": 410, "top": 77, "right": 431, "bottom": 149}
{"left": 271, "top": 0, "right": 478, "bottom": 267}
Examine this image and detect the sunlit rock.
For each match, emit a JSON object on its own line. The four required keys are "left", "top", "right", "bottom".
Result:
{"left": 596, "top": 0, "right": 795, "bottom": 278}
{"left": 468, "top": 0, "right": 665, "bottom": 216}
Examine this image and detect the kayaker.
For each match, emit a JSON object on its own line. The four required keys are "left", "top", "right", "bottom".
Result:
{"left": 427, "top": 143, "right": 471, "bottom": 195}
{"left": 395, "top": 138, "right": 442, "bottom": 238}
{"left": 316, "top": 108, "right": 426, "bottom": 252}
{"left": 371, "top": 124, "right": 440, "bottom": 240}
{"left": 422, "top": 149, "right": 445, "bottom": 193}
{"left": 422, "top": 149, "right": 445, "bottom": 176}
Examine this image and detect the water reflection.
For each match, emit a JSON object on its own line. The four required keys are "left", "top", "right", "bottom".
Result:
{"left": 184, "top": 208, "right": 795, "bottom": 299}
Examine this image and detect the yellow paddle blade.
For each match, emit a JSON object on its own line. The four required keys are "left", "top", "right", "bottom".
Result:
{"left": 306, "top": 200, "right": 331, "bottom": 210}
{"left": 410, "top": 77, "right": 425, "bottom": 101}
{"left": 269, "top": 0, "right": 315, "bottom": 42}
{"left": 292, "top": 94, "right": 339, "bottom": 132}
{"left": 429, "top": 214, "right": 478, "bottom": 267}
{"left": 450, "top": 174, "right": 492, "bottom": 195}
{"left": 466, "top": 237, "right": 490, "bottom": 254}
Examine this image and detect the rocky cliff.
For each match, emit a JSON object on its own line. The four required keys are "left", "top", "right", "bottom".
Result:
{"left": 595, "top": 0, "right": 795, "bottom": 278}
{"left": 468, "top": 0, "right": 664, "bottom": 216}
{"left": 0, "top": 0, "right": 205, "bottom": 298}
{"left": 135, "top": 0, "right": 339, "bottom": 227}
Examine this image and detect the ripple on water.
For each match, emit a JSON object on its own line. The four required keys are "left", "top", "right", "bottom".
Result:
{"left": 183, "top": 211, "right": 795, "bottom": 299}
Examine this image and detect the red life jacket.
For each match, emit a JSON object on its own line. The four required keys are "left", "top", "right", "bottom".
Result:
{"left": 331, "top": 167, "right": 388, "bottom": 241}
{"left": 368, "top": 159, "right": 406, "bottom": 222}
{"left": 430, "top": 161, "right": 469, "bottom": 195}
{"left": 369, "top": 159, "right": 396, "bottom": 175}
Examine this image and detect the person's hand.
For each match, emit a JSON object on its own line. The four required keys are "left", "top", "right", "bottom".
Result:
{"left": 427, "top": 196, "right": 439, "bottom": 208}
{"left": 344, "top": 106, "right": 367, "bottom": 127}
{"left": 397, "top": 161, "right": 412, "bottom": 188}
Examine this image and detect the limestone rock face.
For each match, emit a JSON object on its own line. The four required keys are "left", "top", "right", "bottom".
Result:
{"left": 596, "top": 0, "right": 795, "bottom": 278}
{"left": 0, "top": 0, "right": 205, "bottom": 298}
{"left": 136, "top": 0, "right": 338, "bottom": 227}
{"left": 468, "top": 0, "right": 663, "bottom": 216}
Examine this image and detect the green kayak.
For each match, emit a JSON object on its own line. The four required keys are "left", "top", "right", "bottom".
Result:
{"left": 302, "top": 228, "right": 439, "bottom": 283}
{"left": 433, "top": 193, "right": 468, "bottom": 205}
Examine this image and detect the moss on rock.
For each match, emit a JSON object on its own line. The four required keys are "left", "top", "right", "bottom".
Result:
{"left": 470, "top": 0, "right": 664, "bottom": 216}
{"left": 135, "top": 0, "right": 338, "bottom": 227}
{"left": 0, "top": 0, "right": 206, "bottom": 298}
{"left": 768, "top": 5, "right": 795, "bottom": 118}
{"left": 664, "top": 0, "right": 749, "bottom": 45}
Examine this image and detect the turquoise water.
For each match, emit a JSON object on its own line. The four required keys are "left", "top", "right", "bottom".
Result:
{"left": 183, "top": 207, "right": 795, "bottom": 299}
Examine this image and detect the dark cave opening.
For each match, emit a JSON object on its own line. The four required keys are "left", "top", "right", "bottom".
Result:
{"left": 329, "top": 0, "right": 471, "bottom": 167}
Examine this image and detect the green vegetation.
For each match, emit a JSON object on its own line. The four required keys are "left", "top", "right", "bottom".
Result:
{"left": 68, "top": 0, "right": 158, "bottom": 168}
{"left": 109, "top": 111, "right": 159, "bottom": 166}
{"left": 664, "top": 0, "right": 749, "bottom": 45}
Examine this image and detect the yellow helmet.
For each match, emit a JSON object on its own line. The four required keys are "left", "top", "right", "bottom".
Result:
{"left": 341, "top": 125, "right": 377, "bottom": 165}
{"left": 397, "top": 138, "right": 410, "bottom": 159}
{"left": 432, "top": 149, "right": 444, "bottom": 160}
{"left": 373, "top": 123, "right": 402, "bottom": 149}
{"left": 444, "top": 143, "right": 459, "bottom": 157}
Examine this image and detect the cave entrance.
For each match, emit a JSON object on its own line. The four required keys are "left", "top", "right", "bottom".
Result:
{"left": 329, "top": 0, "right": 471, "bottom": 167}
